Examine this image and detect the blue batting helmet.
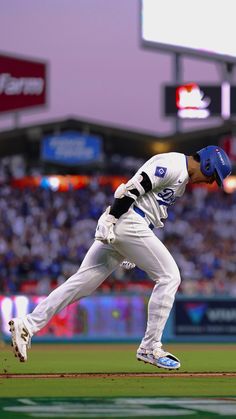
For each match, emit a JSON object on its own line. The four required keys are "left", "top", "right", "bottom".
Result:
{"left": 196, "top": 145, "right": 232, "bottom": 187}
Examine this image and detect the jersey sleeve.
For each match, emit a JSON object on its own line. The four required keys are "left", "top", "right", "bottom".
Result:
{"left": 110, "top": 154, "right": 184, "bottom": 219}
{"left": 137, "top": 155, "right": 179, "bottom": 191}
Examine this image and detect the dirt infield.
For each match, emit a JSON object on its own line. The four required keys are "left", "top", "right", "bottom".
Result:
{"left": 1, "top": 372, "right": 236, "bottom": 379}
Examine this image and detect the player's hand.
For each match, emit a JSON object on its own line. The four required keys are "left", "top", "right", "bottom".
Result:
{"left": 120, "top": 260, "right": 136, "bottom": 270}
{"left": 95, "top": 206, "right": 118, "bottom": 244}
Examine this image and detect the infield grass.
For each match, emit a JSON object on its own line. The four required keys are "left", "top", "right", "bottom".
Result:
{"left": 0, "top": 343, "right": 236, "bottom": 397}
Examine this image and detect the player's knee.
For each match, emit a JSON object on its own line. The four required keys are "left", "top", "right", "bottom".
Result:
{"left": 173, "top": 267, "right": 181, "bottom": 288}
{"left": 155, "top": 266, "right": 181, "bottom": 291}
{"left": 168, "top": 266, "right": 181, "bottom": 291}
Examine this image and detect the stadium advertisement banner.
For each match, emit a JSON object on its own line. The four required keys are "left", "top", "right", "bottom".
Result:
{"left": 174, "top": 299, "right": 236, "bottom": 336}
{"left": 0, "top": 53, "right": 47, "bottom": 113}
{"left": 41, "top": 131, "right": 102, "bottom": 165}
{"left": 0, "top": 295, "right": 146, "bottom": 341}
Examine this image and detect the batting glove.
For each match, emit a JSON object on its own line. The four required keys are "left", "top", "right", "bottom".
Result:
{"left": 95, "top": 206, "right": 118, "bottom": 244}
{"left": 120, "top": 260, "right": 136, "bottom": 270}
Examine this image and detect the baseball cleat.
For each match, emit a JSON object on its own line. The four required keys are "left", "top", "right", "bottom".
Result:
{"left": 9, "top": 318, "right": 31, "bottom": 362}
{"left": 136, "top": 348, "right": 180, "bottom": 370}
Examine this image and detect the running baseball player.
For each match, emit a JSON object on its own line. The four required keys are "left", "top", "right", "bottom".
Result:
{"left": 9, "top": 146, "right": 232, "bottom": 370}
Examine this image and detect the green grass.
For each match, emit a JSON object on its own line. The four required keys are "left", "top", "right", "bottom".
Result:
{"left": 1, "top": 377, "right": 236, "bottom": 398}
{"left": 2, "top": 343, "right": 236, "bottom": 374}
{"left": 0, "top": 343, "right": 236, "bottom": 397}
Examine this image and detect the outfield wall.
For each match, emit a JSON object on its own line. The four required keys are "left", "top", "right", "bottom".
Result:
{"left": 1, "top": 294, "right": 236, "bottom": 343}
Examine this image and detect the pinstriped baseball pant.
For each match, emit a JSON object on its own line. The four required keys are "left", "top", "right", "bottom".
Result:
{"left": 24, "top": 209, "right": 181, "bottom": 351}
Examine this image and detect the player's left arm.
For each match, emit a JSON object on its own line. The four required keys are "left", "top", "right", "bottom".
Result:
{"left": 95, "top": 158, "right": 174, "bottom": 243}
{"left": 110, "top": 156, "right": 176, "bottom": 219}
{"left": 109, "top": 171, "right": 152, "bottom": 218}
{"left": 95, "top": 171, "right": 152, "bottom": 243}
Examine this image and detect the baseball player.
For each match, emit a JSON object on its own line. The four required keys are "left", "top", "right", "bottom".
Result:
{"left": 9, "top": 146, "right": 232, "bottom": 369}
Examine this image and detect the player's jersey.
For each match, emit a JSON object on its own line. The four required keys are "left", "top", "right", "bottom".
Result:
{"left": 130, "top": 152, "right": 189, "bottom": 228}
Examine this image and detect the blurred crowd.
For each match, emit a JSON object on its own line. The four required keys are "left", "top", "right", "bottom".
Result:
{"left": 0, "top": 180, "right": 235, "bottom": 297}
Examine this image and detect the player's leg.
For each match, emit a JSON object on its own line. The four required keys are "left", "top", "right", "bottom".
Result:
{"left": 138, "top": 252, "right": 180, "bottom": 351}
{"left": 113, "top": 210, "right": 181, "bottom": 369}
{"left": 9, "top": 240, "right": 123, "bottom": 362}
{"left": 136, "top": 253, "right": 181, "bottom": 370}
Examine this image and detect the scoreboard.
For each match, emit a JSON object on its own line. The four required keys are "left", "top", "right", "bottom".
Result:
{"left": 164, "top": 83, "right": 236, "bottom": 119}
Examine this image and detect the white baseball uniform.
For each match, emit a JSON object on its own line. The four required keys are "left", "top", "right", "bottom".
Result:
{"left": 24, "top": 152, "right": 189, "bottom": 352}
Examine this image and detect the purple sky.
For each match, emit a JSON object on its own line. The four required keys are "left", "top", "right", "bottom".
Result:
{"left": 0, "top": 0, "right": 234, "bottom": 135}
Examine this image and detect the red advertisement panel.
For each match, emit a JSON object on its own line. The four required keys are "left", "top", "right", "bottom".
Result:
{"left": 0, "top": 53, "right": 47, "bottom": 113}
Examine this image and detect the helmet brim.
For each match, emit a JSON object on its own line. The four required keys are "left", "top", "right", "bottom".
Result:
{"left": 214, "top": 170, "right": 223, "bottom": 187}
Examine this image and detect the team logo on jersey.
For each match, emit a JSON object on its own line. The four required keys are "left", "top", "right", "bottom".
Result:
{"left": 155, "top": 166, "right": 167, "bottom": 178}
{"left": 157, "top": 188, "right": 175, "bottom": 205}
